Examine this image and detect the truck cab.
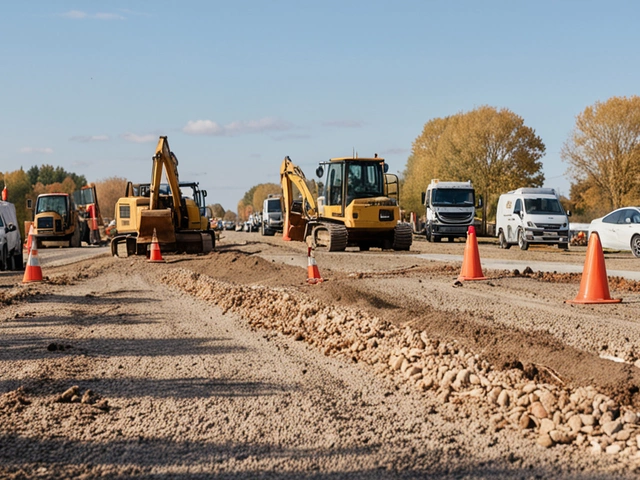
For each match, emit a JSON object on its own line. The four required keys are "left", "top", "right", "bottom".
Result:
{"left": 261, "top": 194, "right": 283, "bottom": 236}
{"left": 422, "top": 180, "right": 476, "bottom": 242}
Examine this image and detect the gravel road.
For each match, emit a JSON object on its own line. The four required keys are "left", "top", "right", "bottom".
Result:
{"left": 1, "top": 232, "right": 640, "bottom": 478}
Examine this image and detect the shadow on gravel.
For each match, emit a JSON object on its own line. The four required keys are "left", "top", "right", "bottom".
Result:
{"left": 0, "top": 335, "right": 245, "bottom": 362}
{"left": 3, "top": 310, "right": 157, "bottom": 330}
{"left": 0, "top": 433, "right": 620, "bottom": 480}
{"left": 0, "top": 376, "right": 288, "bottom": 399}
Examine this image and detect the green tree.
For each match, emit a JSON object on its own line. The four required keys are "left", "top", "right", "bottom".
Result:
{"left": 562, "top": 95, "right": 640, "bottom": 210}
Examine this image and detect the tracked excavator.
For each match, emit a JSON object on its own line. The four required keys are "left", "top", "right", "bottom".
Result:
{"left": 280, "top": 155, "right": 412, "bottom": 251}
{"left": 110, "top": 136, "right": 214, "bottom": 257}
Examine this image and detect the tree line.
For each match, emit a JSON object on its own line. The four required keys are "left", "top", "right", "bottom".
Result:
{"left": 401, "top": 96, "right": 640, "bottom": 225}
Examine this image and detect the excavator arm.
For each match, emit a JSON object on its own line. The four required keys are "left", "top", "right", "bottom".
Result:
{"left": 280, "top": 156, "right": 318, "bottom": 242}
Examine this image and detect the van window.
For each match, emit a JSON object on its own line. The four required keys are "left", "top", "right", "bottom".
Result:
{"left": 514, "top": 199, "right": 522, "bottom": 214}
{"left": 524, "top": 198, "right": 563, "bottom": 214}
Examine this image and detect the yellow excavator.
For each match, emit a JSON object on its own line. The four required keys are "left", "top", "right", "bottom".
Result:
{"left": 110, "top": 136, "right": 214, "bottom": 257}
{"left": 280, "top": 155, "right": 412, "bottom": 251}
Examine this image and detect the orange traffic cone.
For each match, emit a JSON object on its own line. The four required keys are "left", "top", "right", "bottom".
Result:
{"left": 24, "top": 224, "right": 34, "bottom": 256}
{"left": 566, "top": 232, "right": 621, "bottom": 304}
{"left": 148, "top": 228, "right": 165, "bottom": 263}
{"left": 22, "top": 230, "right": 43, "bottom": 283}
{"left": 458, "top": 226, "right": 487, "bottom": 281}
{"left": 306, "top": 246, "right": 323, "bottom": 284}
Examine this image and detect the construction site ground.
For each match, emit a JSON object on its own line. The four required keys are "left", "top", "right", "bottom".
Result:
{"left": 2, "top": 230, "right": 640, "bottom": 478}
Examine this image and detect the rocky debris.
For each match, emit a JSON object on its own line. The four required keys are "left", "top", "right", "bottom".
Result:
{"left": 162, "top": 268, "right": 640, "bottom": 467}
{"left": 55, "top": 386, "right": 108, "bottom": 410}
{"left": 0, "top": 387, "right": 31, "bottom": 413}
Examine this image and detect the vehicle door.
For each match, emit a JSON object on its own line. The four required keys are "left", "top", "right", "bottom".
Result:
{"left": 599, "top": 210, "right": 624, "bottom": 249}
{"left": 617, "top": 208, "right": 640, "bottom": 250}
{"left": 508, "top": 198, "right": 524, "bottom": 242}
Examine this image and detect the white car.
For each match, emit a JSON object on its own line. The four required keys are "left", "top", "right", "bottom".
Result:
{"left": 588, "top": 207, "right": 640, "bottom": 257}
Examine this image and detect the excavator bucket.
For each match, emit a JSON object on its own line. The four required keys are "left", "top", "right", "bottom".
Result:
{"left": 138, "top": 209, "right": 176, "bottom": 244}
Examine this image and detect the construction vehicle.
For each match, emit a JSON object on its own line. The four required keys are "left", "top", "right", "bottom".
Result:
{"left": 32, "top": 193, "right": 84, "bottom": 248}
{"left": 280, "top": 155, "right": 412, "bottom": 251}
{"left": 74, "top": 184, "right": 104, "bottom": 245}
{"left": 110, "top": 136, "right": 214, "bottom": 257}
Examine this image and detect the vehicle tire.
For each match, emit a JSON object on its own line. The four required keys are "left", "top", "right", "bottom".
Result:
{"left": 260, "top": 223, "right": 265, "bottom": 236}
{"left": 447, "top": 236, "right": 454, "bottom": 242}
{"left": 425, "top": 226, "right": 432, "bottom": 242}
{"left": 359, "top": 244, "right": 370, "bottom": 251}
{"left": 14, "top": 252, "right": 24, "bottom": 271}
{"left": 631, "top": 235, "right": 640, "bottom": 258}
{"left": 70, "top": 224, "right": 82, "bottom": 248}
{"left": 0, "top": 246, "right": 6, "bottom": 272}
{"left": 518, "top": 229, "right": 529, "bottom": 251}
{"left": 498, "top": 231, "right": 511, "bottom": 250}
{"left": 558, "top": 243, "right": 569, "bottom": 250}
{"left": 433, "top": 235, "right": 441, "bottom": 243}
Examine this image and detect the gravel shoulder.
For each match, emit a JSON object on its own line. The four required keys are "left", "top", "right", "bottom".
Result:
{"left": 1, "top": 233, "right": 640, "bottom": 478}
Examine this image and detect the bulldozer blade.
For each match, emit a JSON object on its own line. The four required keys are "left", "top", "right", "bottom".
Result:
{"left": 175, "top": 232, "right": 214, "bottom": 254}
{"left": 138, "top": 209, "right": 176, "bottom": 244}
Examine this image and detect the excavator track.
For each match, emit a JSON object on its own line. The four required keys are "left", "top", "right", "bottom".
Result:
{"left": 313, "top": 222, "right": 349, "bottom": 252}
{"left": 392, "top": 222, "right": 413, "bottom": 251}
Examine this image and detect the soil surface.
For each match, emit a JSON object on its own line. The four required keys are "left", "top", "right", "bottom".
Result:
{"left": 2, "top": 231, "right": 640, "bottom": 478}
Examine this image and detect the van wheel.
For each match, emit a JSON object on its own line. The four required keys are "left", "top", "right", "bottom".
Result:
{"left": 498, "top": 231, "right": 511, "bottom": 249}
{"left": 0, "top": 246, "right": 6, "bottom": 271}
{"left": 518, "top": 229, "right": 529, "bottom": 251}
{"left": 631, "top": 235, "right": 640, "bottom": 258}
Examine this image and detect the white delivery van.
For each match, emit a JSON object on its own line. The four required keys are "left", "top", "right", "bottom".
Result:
{"left": 421, "top": 179, "right": 477, "bottom": 242}
{"left": 0, "top": 201, "right": 24, "bottom": 270}
{"left": 495, "top": 188, "right": 570, "bottom": 250}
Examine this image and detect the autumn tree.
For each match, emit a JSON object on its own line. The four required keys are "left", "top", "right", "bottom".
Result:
{"left": 561, "top": 96, "right": 640, "bottom": 211}
{"left": 403, "top": 116, "right": 455, "bottom": 214}
{"left": 252, "top": 183, "right": 281, "bottom": 212}
{"left": 94, "top": 176, "right": 128, "bottom": 221}
{"left": 404, "top": 106, "right": 545, "bottom": 232}
{"left": 209, "top": 204, "right": 226, "bottom": 218}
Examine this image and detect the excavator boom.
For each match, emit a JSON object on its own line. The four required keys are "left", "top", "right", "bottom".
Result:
{"left": 280, "top": 156, "right": 318, "bottom": 242}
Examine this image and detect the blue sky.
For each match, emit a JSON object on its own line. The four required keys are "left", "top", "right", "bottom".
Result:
{"left": 1, "top": 1, "right": 638, "bottom": 212}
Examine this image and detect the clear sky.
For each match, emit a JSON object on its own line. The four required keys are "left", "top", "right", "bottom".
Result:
{"left": 2, "top": 1, "right": 638, "bottom": 212}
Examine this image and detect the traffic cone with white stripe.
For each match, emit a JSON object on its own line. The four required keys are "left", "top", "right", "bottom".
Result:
{"left": 306, "top": 246, "right": 323, "bottom": 284}
{"left": 22, "top": 229, "right": 43, "bottom": 283}
{"left": 148, "top": 228, "right": 165, "bottom": 263}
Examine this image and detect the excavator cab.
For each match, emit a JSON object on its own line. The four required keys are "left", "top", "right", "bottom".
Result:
{"left": 281, "top": 155, "right": 412, "bottom": 251}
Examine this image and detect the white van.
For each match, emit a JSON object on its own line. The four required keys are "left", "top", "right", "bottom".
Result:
{"left": 495, "top": 188, "right": 570, "bottom": 250}
{"left": 0, "top": 201, "right": 23, "bottom": 270}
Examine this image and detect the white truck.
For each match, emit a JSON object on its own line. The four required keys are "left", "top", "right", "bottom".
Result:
{"left": 260, "top": 194, "right": 283, "bottom": 236}
{"left": 421, "top": 180, "right": 476, "bottom": 242}
{"left": 0, "top": 201, "right": 23, "bottom": 270}
{"left": 495, "top": 187, "right": 570, "bottom": 250}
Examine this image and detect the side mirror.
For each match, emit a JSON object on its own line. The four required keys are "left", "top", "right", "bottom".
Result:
{"left": 383, "top": 163, "right": 389, "bottom": 173}
{"left": 316, "top": 166, "right": 324, "bottom": 178}
{"left": 477, "top": 196, "right": 483, "bottom": 208}
{"left": 7, "top": 223, "right": 16, "bottom": 232}
{"left": 202, "top": 190, "right": 207, "bottom": 198}
{"left": 421, "top": 192, "right": 426, "bottom": 205}
{"left": 26, "top": 199, "right": 33, "bottom": 210}
{"left": 566, "top": 210, "right": 572, "bottom": 217}
{"left": 513, "top": 208, "right": 521, "bottom": 216}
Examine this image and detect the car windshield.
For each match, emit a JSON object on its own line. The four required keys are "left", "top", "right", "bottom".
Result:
{"left": 432, "top": 189, "right": 474, "bottom": 206}
{"left": 524, "top": 198, "right": 563, "bottom": 214}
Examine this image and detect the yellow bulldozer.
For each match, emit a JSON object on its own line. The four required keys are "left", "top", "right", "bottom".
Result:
{"left": 280, "top": 155, "right": 412, "bottom": 251}
{"left": 110, "top": 136, "right": 214, "bottom": 257}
